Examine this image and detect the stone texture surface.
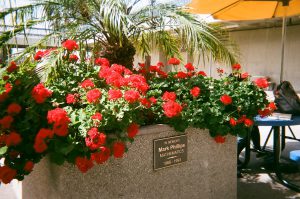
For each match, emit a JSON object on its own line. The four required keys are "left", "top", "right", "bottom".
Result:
{"left": 22, "top": 125, "right": 236, "bottom": 199}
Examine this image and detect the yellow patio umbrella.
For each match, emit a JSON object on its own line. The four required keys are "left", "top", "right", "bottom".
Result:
{"left": 187, "top": 0, "right": 300, "bottom": 82}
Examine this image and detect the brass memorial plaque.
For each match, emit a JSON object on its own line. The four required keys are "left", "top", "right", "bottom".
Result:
{"left": 153, "top": 134, "right": 187, "bottom": 170}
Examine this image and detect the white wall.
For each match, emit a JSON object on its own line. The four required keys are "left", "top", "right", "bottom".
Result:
{"left": 230, "top": 25, "right": 300, "bottom": 91}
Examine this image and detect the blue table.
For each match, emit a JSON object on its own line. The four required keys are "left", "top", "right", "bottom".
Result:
{"left": 243, "top": 116, "right": 300, "bottom": 192}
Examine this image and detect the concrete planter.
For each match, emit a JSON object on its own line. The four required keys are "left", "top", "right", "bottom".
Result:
{"left": 22, "top": 125, "right": 236, "bottom": 199}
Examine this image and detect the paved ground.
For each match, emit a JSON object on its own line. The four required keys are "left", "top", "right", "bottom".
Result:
{"left": 238, "top": 126, "right": 300, "bottom": 199}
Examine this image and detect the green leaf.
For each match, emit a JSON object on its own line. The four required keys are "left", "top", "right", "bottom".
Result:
{"left": 0, "top": 146, "right": 8, "bottom": 155}
{"left": 49, "top": 152, "right": 65, "bottom": 165}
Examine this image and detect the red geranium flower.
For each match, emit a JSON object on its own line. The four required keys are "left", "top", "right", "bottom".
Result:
{"left": 175, "top": 71, "right": 188, "bottom": 78}
{"left": 140, "top": 98, "right": 151, "bottom": 108}
{"left": 34, "top": 51, "right": 44, "bottom": 60}
{"left": 198, "top": 71, "right": 207, "bottom": 76}
{"left": 108, "top": 89, "right": 123, "bottom": 100}
{"left": 91, "top": 146, "right": 111, "bottom": 164}
{"left": 232, "top": 63, "right": 241, "bottom": 70}
{"left": 244, "top": 118, "right": 254, "bottom": 127}
{"left": 47, "top": 108, "right": 70, "bottom": 136}
{"left": 268, "top": 102, "right": 277, "bottom": 110}
{"left": 75, "top": 157, "right": 94, "bottom": 173}
{"left": 214, "top": 135, "right": 226, "bottom": 144}
{"left": 113, "top": 142, "right": 126, "bottom": 158}
{"left": 220, "top": 94, "right": 232, "bottom": 105}
{"left": 7, "top": 61, "right": 18, "bottom": 73}
{"left": 0, "top": 166, "right": 17, "bottom": 184}
{"left": 5, "top": 132, "right": 22, "bottom": 146}
{"left": 33, "top": 139, "right": 48, "bottom": 153}
{"left": 162, "top": 101, "right": 183, "bottom": 118}
{"left": 31, "top": 83, "right": 52, "bottom": 104}
{"left": 24, "top": 161, "right": 34, "bottom": 172}
{"left": 149, "top": 65, "right": 159, "bottom": 72}
{"left": 162, "top": 91, "right": 176, "bottom": 101}
{"left": 229, "top": 118, "right": 237, "bottom": 127}
{"left": 157, "top": 62, "right": 164, "bottom": 67}
{"left": 66, "top": 94, "right": 77, "bottom": 104}
{"left": 95, "top": 57, "right": 110, "bottom": 66}
{"left": 168, "top": 58, "right": 180, "bottom": 65}
{"left": 62, "top": 40, "right": 78, "bottom": 51}
{"left": 7, "top": 103, "right": 22, "bottom": 115}
{"left": 138, "top": 62, "right": 145, "bottom": 68}
{"left": 241, "top": 72, "right": 249, "bottom": 79}
{"left": 2, "top": 76, "right": 9, "bottom": 81}
{"left": 254, "top": 78, "right": 269, "bottom": 88}
{"left": 85, "top": 127, "right": 106, "bottom": 150}
{"left": 81, "top": 79, "right": 95, "bottom": 89}
{"left": 190, "top": 87, "right": 200, "bottom": 97}
{"left": 91, "top": 112, "right": 103, "bottom": 121}
{"left": 149, "top": 96, "right": 157, "bottom": 104}
{"left": 184, "top": 63, "right": 195, "bottom": 71}
{"left": 69, "top": 54, "right": 79, "bottom": 62}
{"left": 5, "top": 83, "right": 12, "bottom": 93}
{"left": 86, "top": 89, "right": 102, "bottom": 103}
{"left": 124, "top": 90, "right": 140, "bottom": 103}
{"left": 0, "top": 115, "right": 14, "bottom": 129}
{"left": 33, "top": 129, "right": 53, "bottom": 153}
{"left": 127, "top": 123, "right": 139, "bottom": 138}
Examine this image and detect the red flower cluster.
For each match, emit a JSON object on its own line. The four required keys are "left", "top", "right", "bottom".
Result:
{"left": 254, "top": 78, "right": 269, "bottom": 89}
{"left": 162, "top": 91, "right": 176, "bottom": 101}
{"left": 185, "top": 63, "right": 195, "bottom": 71}
{"left": 168, "top": 58, "right": 180, "bottom": 65}
{"left": 214, "top": 135, "right": 226, "bottom": 144}
{"left": 127, "top": 123, "right": 139, "bottom": 138}
{"left": 34, "top": 49, "right": 55, "bottom": 60}
{"left": 175, "top": 71, "right": 188, "bottom": 79}
{"left": 7, "top": 103, "right": 22, "bottom": 115}
{"left": 47, "top": 108, "right": 70, "bottom": 136}
{"left": 31, "top": 83, "right": 52, "bottom": 104}
{"left": 87, "top": 89, "right": 102, "bottom": 103}
{"left": 66, "top": 94, "right": 77, "bottom": 104}
{"left": 7, "top": 62, "right": 18, "bottom": 73}
{"left": 232, "top": 63, "right": 241, "bottom": 70}
{"left": 91, "top": 112, "right": 102, "bottom": 121}
{"left": 113, "top": 142, "right": 126, "bottom": 158}
{"left": 62, "top": 40, "right": 78, "bottom": 51}
{"left": 163, "top": 101, "right": 183, "bottom": 118}
{"left": 230, "top": 115, "right": 254, "bottom": 128}
{"left": 241, "top": 72, "right": 249, "bottom": 79}
{"left": 95, "top": 58, "right": 110, "bottom": 67}
{"left": 0, "top": 115, "right": 14, "bottom": 129}
{"left": 69, "top": 54, "right": 79, "bottom": 62}
{"left": 91, "top": 146, "right": 111, "bottom": 164}
{"left": 5, "top": 131, "right": 22, "bottom": 146}
{"left": 0, "top": 165, "right": 17, "bottom": 184}
{"left": 24, "top": 161, "right": 34, "bottom": 172}
{"left": 124, "top": 90, "right": 140, "bottom": 103}
{"left": 198, "top": 71, "right": 207, "bottom": 76}
{"left": 258, "top": 102, "right": 277, "bottom": 117}
{"left": 190, "top": 87, "right": 200, "bottom": 97}
{"left": 108, "top": 89, "right": 123, "bottom": 100}
{"left": 220, "top": 94, "right": 232, "bottom": 105}
{"left": 81, "top": 79, "right": 95, "bottom": 89}
{"left": 33, "top": 128, "right": 54, "bottom": 153}
{"left": 75, "top": 157, "right": 94, "bottom": 173}
{"left": 85, "top": 127, "right": 106, "bottom": 150}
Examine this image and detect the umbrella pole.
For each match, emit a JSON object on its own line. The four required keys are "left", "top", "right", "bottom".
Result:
{"left": 280, "top": 14, "right": 287, "bottom": 83}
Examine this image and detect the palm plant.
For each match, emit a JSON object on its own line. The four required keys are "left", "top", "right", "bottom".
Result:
{"left": 0, "top": 0, "right": 238, "bottom": 69}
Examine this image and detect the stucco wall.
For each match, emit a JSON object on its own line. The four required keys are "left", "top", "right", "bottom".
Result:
{"left": 22, "top": 125, "right": 236, "bottom": 199}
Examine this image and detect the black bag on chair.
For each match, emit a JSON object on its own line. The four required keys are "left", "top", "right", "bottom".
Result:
{"left": 274, "top": 81, "right": 300, "bottom": 115}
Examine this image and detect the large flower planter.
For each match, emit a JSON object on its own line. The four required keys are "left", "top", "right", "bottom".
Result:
{"left": 22, "top": 125, "right": 236, "bottom": 199}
